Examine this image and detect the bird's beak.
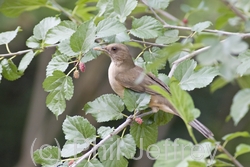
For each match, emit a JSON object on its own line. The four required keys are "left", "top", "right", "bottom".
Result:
{"left": 93, "top": 46, "right": 108, "bottom": 54}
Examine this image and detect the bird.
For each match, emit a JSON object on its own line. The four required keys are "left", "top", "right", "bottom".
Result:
{"left": 94, "top": 43, "right": 213, "bottom": 139}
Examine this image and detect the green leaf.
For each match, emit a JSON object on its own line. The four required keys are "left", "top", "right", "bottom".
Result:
{"left": 235, "top": 144, "right": 250, "bottom": 158}
{"left": 188, "top": 161, "right": 206, "bottom": 167}
{"left": 46, "top": 53, "right": 69, "bottom": 77}
{"left": 147, "top": 0, "right": 170, "bottom": 9}
{"left": 96, "top": 0, "right": 110, "bottom": 17}
{"left": 70, "top": 21, "right": 96, "bottom": 53}
{"left": 76, "top": 158, "right": 104, "bottom": 167}
{"left": 0, "top": 26, "right": 21, "bottom": 45}
{"left": 61, "top": 140, "right": 90, "bottom": 158}
{"left": 98, "top": 135, "right": 128, "bottom": 167}
{"left": 182, "top": 66, "right": 219, "bottom": 91}
{"left": 130, "top": 16, "right": 163, "bottom": 39}
{"left": 156, "top": 30, "right": 179, "bottom": 44}
{"left": 18, "top": 51, "right": 35, "bottom": 72}
{"left": 43, "top": 71, "right": 74, "bottom": 118}
{"left": 222, "top": 131, "right": 250, "bottom": 142}
{"left": 210, "top": 77, "right": 228, "bottom": 93}
{"left": 158, "top": 73, "right": 170, "bottom": 85}
{"left": 103, "top": 31, "right": 130, "bottom": 43}
{"left": 97, "top": 126, "right": 114, "bottom": 139}
{"left": 58, "top": 39, "right": 79, "bottom": 57}
{"left": 61, "top": 116, "right": 96, "bottom": 157}
{"left": 119, "top": 134, "right": 136, "bottom": 159}
{"left": 1, "top": 59, "right": 23, "bottom": 81}
{"left": 123, "top": 89, "right": 151, "bottom": 112}
{"left": 174, "top": 60, "right": 219, "bottom": 91}
{"left": 237, "top": 75, "right": 250, "bottom": 89}
{"left": 236, "top": 50, "right": 250, "bottom": 76}
{"left": 191, "top": 21, "right": 212, "bottom": 33}
{"left": 45, "top": 20, "right": 77, "bottom": 44}
{"left": 0, "top": 0, "right": 47, "bottom": 17}
{"left": 214, "top": 159, "right": 234, "bottom": 167}
{"left": 174, "top": 59, "right": 196, "bottom": 81}
{"left": 143, "top": 47, "right": 166, "bottom": 73}
{"left": 26, "top": 35, "right": 41, "bottom": 49}
{"left": 62, "top": 116, "right": 96, "bottom": 141}
{"left": 230, "top": 89, "right": 250, "bottom": 125}
{"left": 150, "top": 139, "right": 212, "bottom": 167}
{"left": 150, "top": 80, "right": 200, "bottom": 123}
{"left": 81, "top": 44, "right": 101, "bottom": 63}
{"left": 33, "top": 146, "right": 61, "bottom": 166}
{"left": 33, "top": 17, "right": 61, "bottom": 40}
{"left": 84, "top": 94, "right": 124, "bottom": 122}
{"left": 153, "top": 111, "right": 173, "bottom": 126}
{"left": 198, "top": 36, "right": 248, "bottom": 67}
{"left": 216, "top": 153, "right": 231, "bottom": 161}
{"left": 113, "top": 0, "right": 137, "bottom": 22}
{"left": 74, "top": 0, "right": 98, "bottom": 21}
{"left": 96, "top": 18, "right": 126, "bottom": 38}
{"left": 130, "top": 122, "right": 157, "bottom": 150}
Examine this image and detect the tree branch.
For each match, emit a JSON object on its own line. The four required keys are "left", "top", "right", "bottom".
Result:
{"left": 164, "top": 24, "right": 250, "bottom": 38}
{"left": 130, "top": 39, "right": 167, "bottom": 47}
{"left": 0, "top": 45, "right": 57, "bottom": 57}
{"left": 156, "top": 9, "right": 184, "bottom": 25}
{"left": 141, "top": 0, "right": 184, "bottom": 26}
{"left": 219, "top": 145, "right": 243, "bottom": 167}
{"left": 168, "top": 45, "right": 211, "bottom": 77}
{"left": 70, "top": 116, "right": 133, "bottom": 167}
{"left": 221, "top": 0, "right": 247, "bottom": 22}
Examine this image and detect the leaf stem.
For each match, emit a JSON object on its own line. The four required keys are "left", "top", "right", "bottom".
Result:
{"left": 121, "top": 127, "right": 126, "bottom": 138}
{"left": 5, "top": 44, "right": 11, "bottom": 54}
{"left": 91, "top": 153, "right": 98, "bottom": 160}
{"left": 135, "top": 46, "right": 150, "bottom": 60}
{"left": 67, "top": 67, "right": 76, "bottom": 76}
{"left": 186, "top": 124, "right": 198, "bottom": 144}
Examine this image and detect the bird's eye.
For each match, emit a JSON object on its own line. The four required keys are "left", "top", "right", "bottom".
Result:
{"left": 111, "top": 47, "right": 117, "bottom": 51}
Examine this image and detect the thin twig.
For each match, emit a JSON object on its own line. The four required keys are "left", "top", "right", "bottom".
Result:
{"left": 131, "top": 39, "right": 167, "bottom": 47}
{"left": 168, "top": 45, "right": 211, "bottom": 78}
{"left": 221, "top": 0, "right": 247, "bottom": 22}
{"left": 50, "top": 0, "right": 81, "bottom": 24}
{"left": 164, "top": 24, "right": 250, "bottom": 38}
{"left": 0, "top": 45, "right": 57, "bottom": 57}
{"left": 136, "top": 110, "right": 155, "bottom": 118}
{"left": 143, "top": 0, "right": 168, "bottom": 25}
{"left": 141, "top": 0, "right": 183, "bottom": 26}
{"left": 219, "top": 145, "right": 243, "bottom": 167}
{"left": 70, "top": 116, "right": 133, "bottom": 167}
{"left": 156, "top": 9, "right": 184, "bottom": 25}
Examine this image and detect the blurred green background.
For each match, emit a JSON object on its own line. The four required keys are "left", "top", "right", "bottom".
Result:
{"left": 0, "top": 0, "right": 249, "bottom": 166}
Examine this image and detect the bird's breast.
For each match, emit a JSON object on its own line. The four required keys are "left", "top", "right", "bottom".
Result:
{"left": 108, "top": 62, "right": 125, "bottom": 97}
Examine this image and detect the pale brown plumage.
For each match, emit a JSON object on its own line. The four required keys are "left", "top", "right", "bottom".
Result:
{"left": 94, "top": 43, "right": 213, "bottom": 138}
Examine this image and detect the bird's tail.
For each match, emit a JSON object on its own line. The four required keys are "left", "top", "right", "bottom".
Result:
{"left": 189, "top": 119, "right": 214, "bottom": 139}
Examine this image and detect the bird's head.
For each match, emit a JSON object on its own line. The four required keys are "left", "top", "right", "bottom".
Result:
{"left": 94, "top": 43, "right": 135, "bottom": 67}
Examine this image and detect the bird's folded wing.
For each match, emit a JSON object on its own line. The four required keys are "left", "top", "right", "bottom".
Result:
{"left": 115, "top": 66, "right": 170, "bottom": 95}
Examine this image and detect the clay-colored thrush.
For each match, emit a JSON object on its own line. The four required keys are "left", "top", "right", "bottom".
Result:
{"left": 94, "top": 43, "right": 213, "bottom": 138}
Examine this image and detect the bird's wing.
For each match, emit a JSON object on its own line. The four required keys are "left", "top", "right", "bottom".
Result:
{"left": 115, "top": 66, "right": 170, "bottom": 95}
